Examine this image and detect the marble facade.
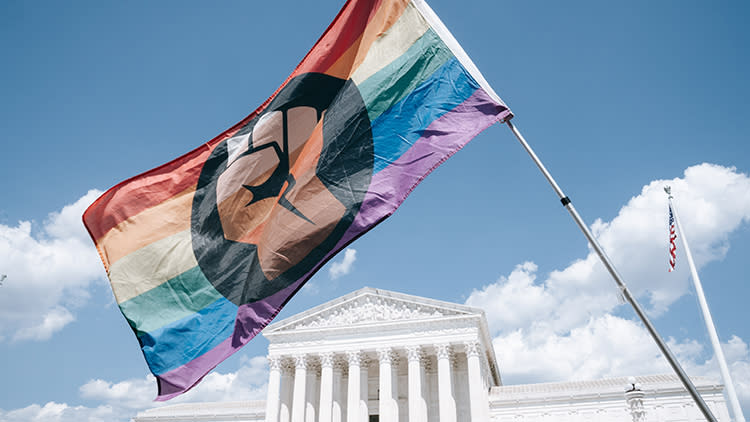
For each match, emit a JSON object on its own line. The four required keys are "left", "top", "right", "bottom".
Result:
{"left": 134, "top": 287, "right": 730, "bottom": 422}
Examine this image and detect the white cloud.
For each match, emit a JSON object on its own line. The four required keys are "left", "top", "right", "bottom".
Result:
{"left": 491, "top": 314, "right": 671, "bottom": 383}
{"left": 0, "top": 190, "right": 105, "bottom": 343}
{"left": 78, "top": 374, "right": 157, "bottom": 412}
{"left": 0, "top": 402, "right": 115, "bottom": 422}
{"left": 688, "top": 335, "right": 750, "bottom": 414}
{"left": 329, "top": 248, "right": 357, "bottom": 279}
{"left": 593, "top": 163, "right": 750, "bottom": 314}
{"left": 465, "top": 262, "right": 555, "bottom": 333}
{"left": 77, "top": 355, "right": 270, "bottom": 419}
{"left": 466, "top": 164, "right": 750, "bottom": 413}
{"left": 490, "top": 309, "right": 750, "bottom": 411}
{"left": 12, "top": 307, "right": 75, "bottom": 342}
{"left": 0, "top": 355, "right": 271, "bottom": 422}
{"left": 469, "top": 164, "right": 750, "bottom": 337}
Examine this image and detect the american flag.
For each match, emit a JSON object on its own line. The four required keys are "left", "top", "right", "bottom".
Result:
{"left": 668, "top": 205, "right": 677, "bottom": 272}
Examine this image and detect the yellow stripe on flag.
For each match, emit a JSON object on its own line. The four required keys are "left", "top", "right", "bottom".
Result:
{"left": 351, "top": 2, "right": 430, "bottom": 85}
{"left": 324, "top": 0, "right": 410, "bottom": 80}
{"left": 109, "top": 229, "right": 198, "bottom": 304}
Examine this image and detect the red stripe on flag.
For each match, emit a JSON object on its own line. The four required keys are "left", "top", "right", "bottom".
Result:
{"left": 291, "top": 0, "right": 386, "bottom": 77}
{"left": 83, "top": 141, "right": 223, "bottom": 243}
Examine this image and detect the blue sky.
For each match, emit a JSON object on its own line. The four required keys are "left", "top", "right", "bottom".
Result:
{"left": 1, "top": 0, "right": 749, "bottom": 421}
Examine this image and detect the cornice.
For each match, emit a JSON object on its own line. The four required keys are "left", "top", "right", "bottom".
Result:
{"left": 134, "top": 401, "right": 265, "bottom": 421}
{"left": 489, "top": 374, "right": 724, "bottom": 407}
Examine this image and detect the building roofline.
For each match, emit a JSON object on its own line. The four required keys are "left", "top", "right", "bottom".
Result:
{"left": 262, "top": 286, "right": 502, "bottom": 385}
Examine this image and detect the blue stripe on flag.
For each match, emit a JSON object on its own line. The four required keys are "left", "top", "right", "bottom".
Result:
{"left": 139, "top": 297, "right": 238, "bottom": 375}
{"left": 371, "top": 57, "right": 480, "bottom": 174}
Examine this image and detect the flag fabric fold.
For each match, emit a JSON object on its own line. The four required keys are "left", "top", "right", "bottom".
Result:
{"left": 83, "top": 0, "right": 511, "bottom": 400}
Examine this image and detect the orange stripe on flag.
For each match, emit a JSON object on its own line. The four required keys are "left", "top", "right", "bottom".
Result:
{"left": 97, "top": 187, "right": 195, "bottom": 270}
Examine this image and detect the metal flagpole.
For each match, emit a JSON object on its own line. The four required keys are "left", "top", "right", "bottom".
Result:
{"left": 666, "top": 187, "right": 745, "bottom": 422}
{"left": 504, "top": 119, "right": 719, "bottom": 422}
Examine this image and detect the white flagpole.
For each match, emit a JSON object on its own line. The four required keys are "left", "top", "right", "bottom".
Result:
{"left": 666, "top": 187, "right": 745, "bottom": 422}
{"left": 505, "top": 120, "right": 718, "bottom": 422}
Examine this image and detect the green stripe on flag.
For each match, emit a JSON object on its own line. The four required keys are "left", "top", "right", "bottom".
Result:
{"left": 119, "top": 266, "right": 224, "bottom": 336}
{"left": 358, "top": 29, "right": 453, "bottom": 122}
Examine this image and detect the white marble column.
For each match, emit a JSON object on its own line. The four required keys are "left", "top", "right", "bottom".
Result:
{"left": 292, "top": 355, "right": 308, "bottom": 422}
{"left": 280, "top": 360, "right": 294, "bottom": 422}
{"left": 305, "top": 363, "right": 319, "bottom": 422}
{"left": 318, "top": 352, "right": 334, "bottom": 422}
{"left": 378, "top": 348, "right": 398, "bottom": 422}
{"left": 332, "top": 358, "right": 344, "bottom": 422}
{"left": 465, "top": 341, "right": 488, "bottom": 422}
{"left": 435, "top": 343, "right": 457, "bottom": 422}
{"left": 347, "top": 351, "right": 363, "bottom": 422}
{"left": 266, "top": 355, "right": 283, "bottom": 422}
{"left": 359, "top": 358, "right": 369, "bottom": 422}
{"left": 406, "top": 345, "right": 427, "bottom": 422}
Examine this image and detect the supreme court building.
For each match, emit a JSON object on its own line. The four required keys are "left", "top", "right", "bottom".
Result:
{"left": 135, "top": 287, "right": 731, "bottom": 422}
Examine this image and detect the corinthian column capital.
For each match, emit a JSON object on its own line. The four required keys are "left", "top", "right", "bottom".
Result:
{"left": 346, "top": 350, "right": 362, "bottom": 366}
{"left": 377, "top": 347, "right": 394, "bottom": 364}
{"left": 434, "top": 343, "right": 452, "bottom": 360}
{"left": 319, "top": 352, "right": 334, "bottom": 368}
{"left": 405, "top": 345, "right": 423, "bottom": 362}
{"left": 294, "top": 354, "right": 308, "bottom": 370}
{"left": 268, "top": 355, "right": 282, "bottom": 370}
{"left": 464, "top": 340, "right": 481, "bottom": 358}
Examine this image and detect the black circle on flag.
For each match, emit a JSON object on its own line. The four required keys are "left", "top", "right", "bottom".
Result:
{"left": 191, "top": 73, "right": 373, "bottom": 305}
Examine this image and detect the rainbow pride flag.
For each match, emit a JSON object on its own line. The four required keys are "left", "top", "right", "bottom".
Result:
{"left": 83, "top": 0, "right": 512, "bottom": 400}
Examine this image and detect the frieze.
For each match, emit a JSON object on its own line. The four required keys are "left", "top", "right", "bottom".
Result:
{"left": 268, "top": 320, "right": 478, "bottom": 344}
{"left": 289, "top": 294, "right": 466, "bottom": 330}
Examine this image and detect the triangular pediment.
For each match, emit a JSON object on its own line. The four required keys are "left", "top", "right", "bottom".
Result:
{"left": 264, "top": 287, "right": 482, "bottom": 333}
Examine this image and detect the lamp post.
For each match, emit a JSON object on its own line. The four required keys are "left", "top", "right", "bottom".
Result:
{"left": 625, "top": 377, "right": 647, "bottom": 422}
